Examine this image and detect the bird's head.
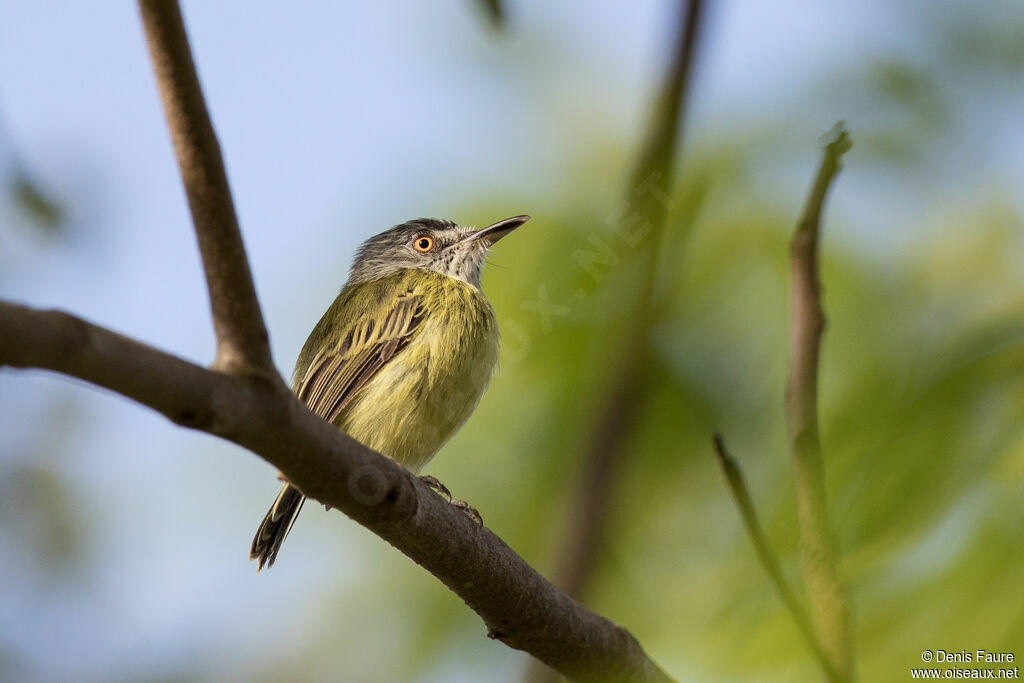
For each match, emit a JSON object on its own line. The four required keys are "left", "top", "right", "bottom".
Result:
{"left": 347, "top": 215, "right": 530, "bottom": 289}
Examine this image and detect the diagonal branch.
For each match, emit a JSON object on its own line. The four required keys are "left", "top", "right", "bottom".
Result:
{"left": 0, "top": 300, "right": 674, "bottom": 683}
{"left": 138, "top": 0, "right": 273, "bottom": 375}
{"left": 712, "top": 434, "right": 841, "bottom": 682}
{"left": 786, "top": 123, "right": 853, "bottom": 681}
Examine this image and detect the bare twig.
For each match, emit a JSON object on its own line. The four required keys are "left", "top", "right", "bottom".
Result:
{"left": 527, "top": 2, "right": 706, "bottom": 680}
{"left": 138, "top": 0, "right": 274, "bottom": 375}
{"left": 0, "top": 300, "right": 673, "bottom": 683}
{"left": 712, "top": 434, "right": 842, "bottom": 681}
{"left": 786, "top": 123, "right": 853, "bottom": 680}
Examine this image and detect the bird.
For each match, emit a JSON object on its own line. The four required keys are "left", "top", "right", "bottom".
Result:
{"left": 250, "top": 215, "right": 529, "bottom": 570}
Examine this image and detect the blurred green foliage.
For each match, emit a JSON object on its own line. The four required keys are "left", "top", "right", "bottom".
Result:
{"left": 9, "top": 171, "right": 65, "bottom": 232}
{"left": 0, "top": 398, "right": 86, "bottom": 572}
{"left": 471, "top": 0, "right": 505, "bottom": 31}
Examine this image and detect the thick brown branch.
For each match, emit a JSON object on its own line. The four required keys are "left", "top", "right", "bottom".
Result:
{"left": 712, "top": 435, "right": 841, "bottom": 682}
{"left": 785, "top": 123, "right": 853, "bottom": 681}
{"left": 137, "top": 0, "right": 273, "bottom": 375}
{"left": 0, "top": 300, "right": 673, "bottom": 683}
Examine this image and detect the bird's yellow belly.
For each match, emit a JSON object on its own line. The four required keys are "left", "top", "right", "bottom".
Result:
{"left": 336, "top": 309, "right": 497, "bottom": 473}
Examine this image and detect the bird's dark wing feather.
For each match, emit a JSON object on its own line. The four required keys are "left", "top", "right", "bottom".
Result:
{"left": 251, "top": 285, "right": 425, "bottom": 571}
{"left": 296, "top": 289, "right": 425, "bottom": 423}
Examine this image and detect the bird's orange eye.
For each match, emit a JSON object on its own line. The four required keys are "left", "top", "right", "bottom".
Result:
{"left": 413, "top": 235, "right": 434, "bottom": 252}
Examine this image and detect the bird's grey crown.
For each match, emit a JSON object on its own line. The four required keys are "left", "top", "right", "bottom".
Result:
{"left": 346, "top": 218, "right": 492, "bottom": 289}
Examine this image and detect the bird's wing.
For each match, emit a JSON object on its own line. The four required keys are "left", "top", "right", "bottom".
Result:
{"left": 296, "top": 288, "right": 425, "bottom": 423}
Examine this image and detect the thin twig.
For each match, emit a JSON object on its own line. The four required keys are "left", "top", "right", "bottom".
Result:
{"left": 712, "top": 434, "right": 842, "bottom": 682}
{"left": 786, "top": 123, "right": 853, "bottom": 681}
{"left": 0, "top": 300, "right": 673, "bottom": 683}
{"left": 527, "top": 2, "right": 706, "bottom": 681}
{"left": 137, "top": 0, "right": 274, "bottom": 375}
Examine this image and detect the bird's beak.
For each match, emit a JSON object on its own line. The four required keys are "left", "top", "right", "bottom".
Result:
{"left": 467, "top": 214, "right": 530, "bottom": 246}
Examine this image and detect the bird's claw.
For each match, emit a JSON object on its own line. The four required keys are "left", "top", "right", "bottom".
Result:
{"left": 418, "top": 475, "right": 451, "bottom": 501}
{"left": 418, "top": 476, "right": 481, "bottom": 524}
{"left": 452, "top": 499, "right": 483, "bottom": 526}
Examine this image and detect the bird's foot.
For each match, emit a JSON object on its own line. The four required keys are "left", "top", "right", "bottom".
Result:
{"left": 452, "top": 499, "right": 483, "bottom": 526}
{"left": 418, "top": 475, "right": 451, "bottom": 501}
{"left": 419, "top": 476, "right": 482, "bottom": 524}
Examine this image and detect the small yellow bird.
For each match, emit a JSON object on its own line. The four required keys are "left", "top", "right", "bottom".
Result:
{"left": 250, "top": 215, "right": 529, "bottom": 570}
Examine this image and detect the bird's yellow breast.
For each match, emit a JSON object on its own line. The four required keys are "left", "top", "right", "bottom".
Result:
{"left": 335, "top": 272, "right": 499, "bottom": 472}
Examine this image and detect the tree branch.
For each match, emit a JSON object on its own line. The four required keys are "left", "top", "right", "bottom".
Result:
{"left": 712, "top": 434, "right": 841, "bottom": 681}
{"left": 0, "top": 300, "right": 673, "bottom": 683}
{"left": 785, "top": 123, "right": 853, "bottom": 681}
{"left": 138, "top": 0, "right": 274, "bottom": 375}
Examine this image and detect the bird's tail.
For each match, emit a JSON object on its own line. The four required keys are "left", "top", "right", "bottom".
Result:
{"left": 250, "top": 483, "right": 305, "bottom": 571}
